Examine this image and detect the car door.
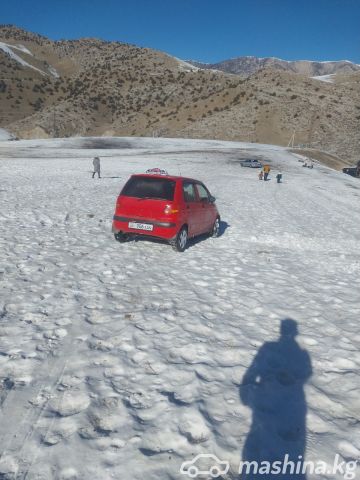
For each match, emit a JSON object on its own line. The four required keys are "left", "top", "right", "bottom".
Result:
{"left": 182, "top": 181, "right": 202, "bottom": 237}
{"left": 194, "top": 183, "right": 213, "bottom": 234}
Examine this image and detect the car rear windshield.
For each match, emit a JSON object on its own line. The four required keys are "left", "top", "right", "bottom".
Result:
{"left": 121, "top": 176, "right": 176, "bottom": 201}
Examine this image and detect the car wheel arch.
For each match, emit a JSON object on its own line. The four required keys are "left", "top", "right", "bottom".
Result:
{"left": 179, "top": 223, "right": 189, "bottom": 235}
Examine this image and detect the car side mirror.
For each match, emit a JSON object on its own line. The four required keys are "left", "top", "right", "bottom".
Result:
{"left": 209, "top": 195, "right": 216, "bottom": 203}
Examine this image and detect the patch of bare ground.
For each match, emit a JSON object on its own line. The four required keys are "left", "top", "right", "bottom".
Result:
{"left": 289, "top": 149, "right": 351, "bottom": 170}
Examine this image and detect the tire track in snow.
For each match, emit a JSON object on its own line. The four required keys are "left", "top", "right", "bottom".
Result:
{"left": 0, "top": 354, "right": 69, "bottom": 477}
{"left": 0, "top": 294, "right": 86, "bottom": 479}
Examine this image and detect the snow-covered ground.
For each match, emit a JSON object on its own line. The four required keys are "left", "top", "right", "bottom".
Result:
{"left": 0, "top": 128, "right": 15, "bottom": 141}
{"left": 0, "top": 137, "right": 359, "bottom": 480}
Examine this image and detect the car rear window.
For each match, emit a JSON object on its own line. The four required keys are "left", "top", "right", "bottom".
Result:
{"left": 121, "top": 176, "right": 176, "bottom": 200}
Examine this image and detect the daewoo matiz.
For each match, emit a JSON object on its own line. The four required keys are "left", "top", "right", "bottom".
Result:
{"left": 112, "top": 172, "right": 220, "bottom": 251}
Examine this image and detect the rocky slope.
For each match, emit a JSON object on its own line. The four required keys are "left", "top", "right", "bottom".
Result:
{"left": 0, "top": 25, "right": 359, "bottom": 164}
{"left": 190, "top": 56, "right": 360, "bottom": 77}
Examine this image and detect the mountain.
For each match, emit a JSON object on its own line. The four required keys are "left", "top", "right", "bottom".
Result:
{"left": 189, "top": 56, "right": 360, "bottom": 78}
{"left": 0, "top": 25, "right": 359, "bottom": 164}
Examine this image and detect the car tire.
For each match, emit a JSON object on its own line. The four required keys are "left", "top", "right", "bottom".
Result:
{"left": 188, "top": 466, "right": 198, "bottom": 478}
{"left": 171, "top": 226, "right": 188, "bottom": 252}
{"left": 210, "top": 466, "right": 220, "bottom": 478}
{"left": 114, "top": 232, "right": 129, "bottom": 243}
{"left": 211, "top": 217, "right": 220, "bottom": 238}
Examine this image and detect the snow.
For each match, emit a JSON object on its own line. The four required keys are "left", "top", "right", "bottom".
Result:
{"left": 205, "top": 55, "right": 359, "bottom": 65}
{"left": 0, "top": 41, "right": 47, "bottom": 76}
{"left": 175, "top": 57, "right": 199, "bottom": 72}
{"left": 48, "top": 65, "right": 60, "bottom": 78}
{"left": 0, "top": 128, "right": 15, "bottom": 141}
{"left": 0, "top": 137, "right": 359, "bottom": 479}
{"left": 10, "top": 44, "right": 33, "bottom": 56}
{"left": 0, "top": 41, "right": 59, "bottom": 78}
{"left": 311, "top": 74, "right": 336, "bottom": 83}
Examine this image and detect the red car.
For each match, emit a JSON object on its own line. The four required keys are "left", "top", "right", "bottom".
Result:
{"left": 112, "top": 173, "right": 220, "bottom": 251}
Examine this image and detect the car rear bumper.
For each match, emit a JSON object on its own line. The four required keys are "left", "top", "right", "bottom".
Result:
{"left": 112, "top": 216, "right": 178, "bottom": 240}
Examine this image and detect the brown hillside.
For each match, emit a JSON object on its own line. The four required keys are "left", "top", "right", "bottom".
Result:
{"left": 1, "top": 25, "right": 359, "bottom": 165}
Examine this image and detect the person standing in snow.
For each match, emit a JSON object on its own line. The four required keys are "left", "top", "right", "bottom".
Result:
{"left": 92, "top": 156, "right": 101, "bottom": 179}
{"left": 276, "top": 172, "right": 282, "bottom": 183}
{"left": 258, "top": 170, "right": 264, "bottom": 181}
{"left": 263, "top": 164, "right": 270, "bottom": 181}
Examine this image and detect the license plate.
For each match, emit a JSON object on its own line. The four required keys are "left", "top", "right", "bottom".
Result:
{"left": 128, "top": 222, "right": 153, "bottom": 231}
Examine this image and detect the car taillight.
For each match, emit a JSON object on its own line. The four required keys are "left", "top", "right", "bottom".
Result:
{"left": 164, "top": 204, "right": 179, "bottom": 215}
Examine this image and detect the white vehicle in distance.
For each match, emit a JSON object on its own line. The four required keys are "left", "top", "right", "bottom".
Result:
{"left": 180, "top": 453, "right": 230, "bottom": 478}
{"left": 240, "top": 159, "right": 263, "bottom": 168}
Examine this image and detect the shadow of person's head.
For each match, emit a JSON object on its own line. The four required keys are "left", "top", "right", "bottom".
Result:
{"left": 280, "top": 318, "right": 298, "bottom": 338}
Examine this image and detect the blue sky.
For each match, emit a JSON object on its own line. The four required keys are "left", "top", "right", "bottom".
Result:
{"left": 1, "top": 0, "right": 360, "bottom": 63}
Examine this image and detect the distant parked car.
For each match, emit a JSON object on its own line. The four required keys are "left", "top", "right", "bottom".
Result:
{"left": 112, "top": 172, "right": 220, "bottom": 252}
{"left": 342, "top": 166, "right": 360, "bottom": 178}
{"left": 240, "top": 159, "right": 263, "bottom": 168}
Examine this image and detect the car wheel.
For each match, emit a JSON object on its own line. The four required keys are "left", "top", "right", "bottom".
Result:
{"left": 211, "top": 217, "right": 220, "bottom": 238}
{"left": 172, "top": 226, "right": 188, "bottom": 252}
{"left": 187, "top": 466, "right": 198, "bottom": 478}
{"left": 210, "top": 466, "right": 220, "bottom": 477}
{"left": 114, "top": 232, "right": 129, "bottom": 243}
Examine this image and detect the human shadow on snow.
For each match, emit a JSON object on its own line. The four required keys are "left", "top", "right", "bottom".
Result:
{"left": 239, "top": 319, "right": 312, "bottom": 479}
{"left": 186, "top": 220, "right": 230, "bottom": 248}
{"left": 218, "top": 220, "right": 230, "bottom": 236}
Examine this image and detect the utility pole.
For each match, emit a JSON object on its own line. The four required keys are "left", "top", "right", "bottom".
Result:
{"left": 53, "top": 109, "right": 57, "bottom": 138}
{"left": 287, "top": 130, "right": 295, "bottom": 148}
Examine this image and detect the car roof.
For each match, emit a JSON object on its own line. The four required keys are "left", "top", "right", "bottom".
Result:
{"left": 131, "top": 173, "right": 203, "bottom": 183}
